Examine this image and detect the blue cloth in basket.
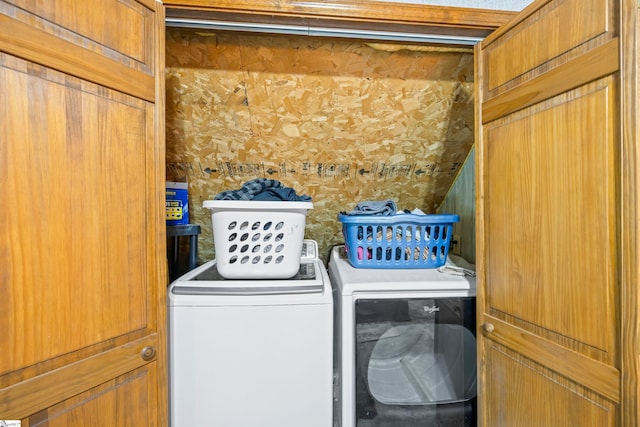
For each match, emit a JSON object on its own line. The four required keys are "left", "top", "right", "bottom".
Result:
{"left": 344, "top": 199, "right": 397, "bottom": 216}
{"left": 341, "top": 200, "right": 397, "bottom": 242}
{"left": 214, "top": 178, "right": 311, "bottom": 202}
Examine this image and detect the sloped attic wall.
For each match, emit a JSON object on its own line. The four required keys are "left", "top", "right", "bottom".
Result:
{"left": 438, "top": 146, "right": 476, "bottom": 263}
{"left": 165, "top": 28, "right": 475, "bottom": 262}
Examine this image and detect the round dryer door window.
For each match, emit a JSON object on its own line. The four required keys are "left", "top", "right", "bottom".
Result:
{"left": 367, "top": 322, "right": 477, "bottom": 405}
{"left": 354, "top": 297, "right": 477, "bottom": 426}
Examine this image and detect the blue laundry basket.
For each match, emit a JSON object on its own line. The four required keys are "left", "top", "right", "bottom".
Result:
{"left": 338, "top": 213, "right": 459, "bottom": 269}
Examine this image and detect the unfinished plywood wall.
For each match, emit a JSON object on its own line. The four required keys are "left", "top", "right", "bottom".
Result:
{"left": 165, "top": 28, "right": 475, "bottom": 263}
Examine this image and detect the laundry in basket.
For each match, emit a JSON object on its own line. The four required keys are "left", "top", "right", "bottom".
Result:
{"left": 214, "top": 178, "right": 311, "bottom": 202}
{"left": 339, "top": 201, "right": 459, "bottom": 269}
{"left": 205, "top": 179, "right": 312, "bottom": 279}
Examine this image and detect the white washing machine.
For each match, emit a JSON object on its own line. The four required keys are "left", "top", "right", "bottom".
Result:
{"left": 329, "top": 245, "right": 476, "bottom": 427}
{"left": 169, "top": 240, "right": 333, "bottom": 427}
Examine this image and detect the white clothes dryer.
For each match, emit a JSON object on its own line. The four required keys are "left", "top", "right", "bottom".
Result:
{"left": 329, "top": 245, "right": 476, "bottom": 427}
{"left": 169, "top": 240, "right": 333, "bottom": 427}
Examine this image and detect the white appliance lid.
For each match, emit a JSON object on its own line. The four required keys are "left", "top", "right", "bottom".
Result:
{"left": 329, "top": 246, "right": 475, "bottom": 294}
{"left": 170, "top": 241, "right": 326, "bottom": 296}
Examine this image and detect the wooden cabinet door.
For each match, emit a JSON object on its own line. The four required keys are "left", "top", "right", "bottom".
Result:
{"left": 476, "top": 0, "right": 639, "bottom": 425}
{"left": 0, "top": 1, "right": 167, "bottom": 424}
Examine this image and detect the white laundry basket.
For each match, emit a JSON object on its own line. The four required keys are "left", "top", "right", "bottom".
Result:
{"left": 203, "top": 200, "right": 313, "bottom": 279}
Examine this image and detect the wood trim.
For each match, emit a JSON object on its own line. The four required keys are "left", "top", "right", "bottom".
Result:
{"left": 0, "top": 335, "right": 158, "bottom": 420}
{"left": 473, "top": 41, "right": 490, "bottom": 427}
{"left": 619, "top": 0, "right": 640, "bottom": 425}
{"left": 482, "top": 315, "right": 620, "bottom": 403}
{"left": 481, "top": 38, "right": 619, "bottom": 123}
{"left": 164, "top": 0, "right": 516, "bottom": 33}
{"left": 153, "top": 2, "right": 169, "bottom": 426}
{"left": 482, "top": 0, "right": 552, "bottom": 47}
{"left": 0, "top": 13, "right": 155, "bottom": 102}
{"left": 137, "top": 0, "right": 158, "bottom": 10}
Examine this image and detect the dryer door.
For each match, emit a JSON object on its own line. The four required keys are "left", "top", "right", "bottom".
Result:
{"left": 354, "top": 297, "right": 476, "bottom": 426}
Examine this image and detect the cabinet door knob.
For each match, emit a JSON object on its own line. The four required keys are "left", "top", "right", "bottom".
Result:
{"left": 141, "top": 346, "right": 156, "bottom": 361}
{"left": 483, "top": 323, "right": 495, "bottom": 334}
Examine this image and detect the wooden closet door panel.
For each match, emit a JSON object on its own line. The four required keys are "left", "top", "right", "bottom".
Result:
{"left": 24, "top": 365, "right": 158, "bottom": 427}
{"left": 619, "top": 1, "right": 640, "bottom": 424}
{"left": 484, "top": 77, "right": 617, "bottom": 361}
{"left": 476, "top": 0, "right": 623, "bottom": 424}
{"left": 0, "top": 0, "right": 166, "bottom": 423}
{"left": 0, "top": 54, "right": 152, "bottom": 374}
{"left": 0, "top": 2, "right": 155, "bottom": 101}
{"left": 5, "top": 0, "right": 155, "bottom": 71}
{"left": 483, "top": 0, "right": 617, "bottom": 95}
{"left": 484, "top": 344, "right": 617, "bottom": 426}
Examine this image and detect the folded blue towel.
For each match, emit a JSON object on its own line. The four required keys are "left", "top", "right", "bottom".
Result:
{"left": 214, "top": 178, "right": 311, "bottom": 202}
{"left": 344, "top": 199, "right": 397, "bottom": 216}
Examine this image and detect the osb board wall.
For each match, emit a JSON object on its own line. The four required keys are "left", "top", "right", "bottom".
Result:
{"left": 165, "top": 28, "right": 475, "bottom": 263}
